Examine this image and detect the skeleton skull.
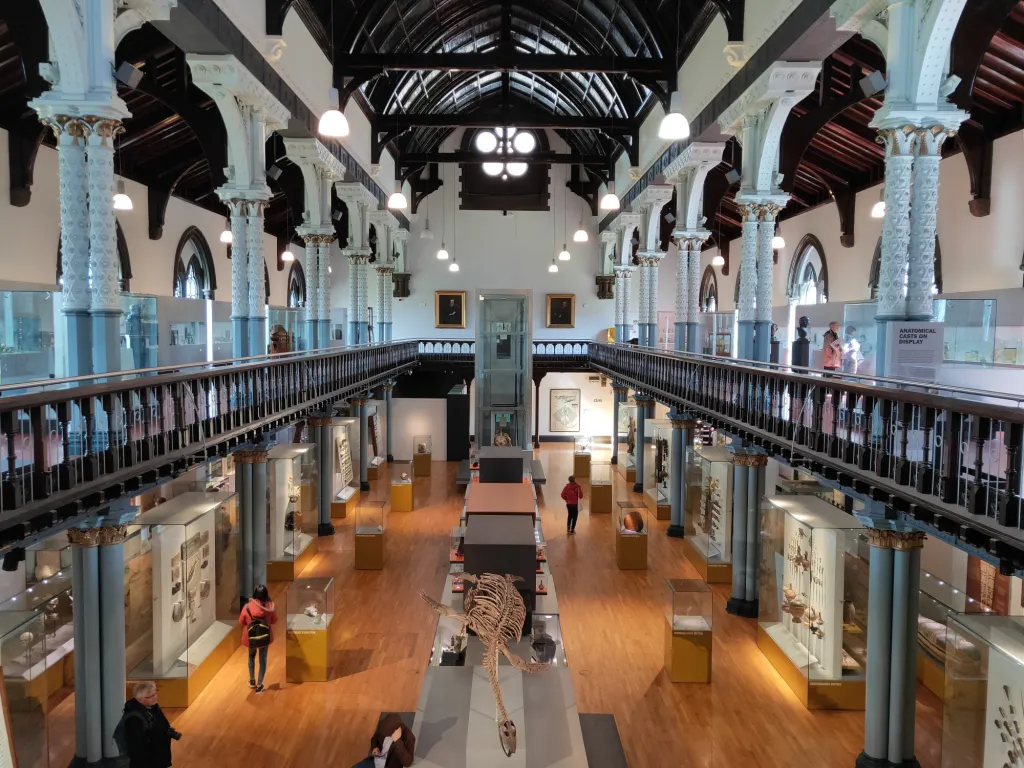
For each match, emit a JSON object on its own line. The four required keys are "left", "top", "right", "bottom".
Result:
{"left": 499, "top": 720, "right": 517, "bottom": 756}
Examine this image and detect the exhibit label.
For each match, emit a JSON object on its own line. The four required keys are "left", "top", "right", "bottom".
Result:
{"left": 886, "top": 322, "right": 943, "bottom": 383}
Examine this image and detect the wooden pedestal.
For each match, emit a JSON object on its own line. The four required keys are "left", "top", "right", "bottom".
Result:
{"left": 573, "top": 453, "right": 591, "bottom": 478}
{"left": 757, "top": 624, "right": 865, "bottom": 710}
{"left": 391, "top": 482, "right": 413, "bottom": 512}
{"left": 591, "top": 483, "right": 612, "bottom": 513}
{"left": 615, "top": 531, "right": 647, "bottom": 570}
{"left": 413, "top": 453, "right": 431, "bottom": 476}
{"left": 128, "top": 626, "right": 240, "bottom": 708}
{"left": 682, "top": 537, "right": 733, "bottom": 584}
{"left": 665, "top": 619, "right": 712, "bottom": 683}
{"left": 267, "top": 536, "right": 319, "bottom": 582}
{"left": 625, "top": 468, "right": 636, "bottom": 484}
{"left": 331, "top": 492, "right": 357, "bottom": 520}
{"left": 286, "top": 626, "right": 330, "bottom": 682}
{"left": 368, "top": 459, "right": 386, "bottom": 480}
{"left": 355, "top": 532, "right": 386, "bottom": 569}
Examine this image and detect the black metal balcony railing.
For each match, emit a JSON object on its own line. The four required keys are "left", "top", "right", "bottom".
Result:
{"left": 590, "top": 342, "right": 1024, "bottom": 569}
{"left": 0, "top": 342, "right": 418, "bottom": 543}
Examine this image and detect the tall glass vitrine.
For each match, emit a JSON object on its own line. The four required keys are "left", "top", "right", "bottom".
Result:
{"left": 475, "top": 295, "right": 531, "bottom": 449}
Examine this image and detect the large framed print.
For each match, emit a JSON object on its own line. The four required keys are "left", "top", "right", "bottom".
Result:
{"left": 546, "top": 294, "right": 575, "bottom": 328}
{"left": 549, "top": 388, "right": 581, "bottom": 432}
{"left": 435, "top": 291, "right": 466, "bottom": 329}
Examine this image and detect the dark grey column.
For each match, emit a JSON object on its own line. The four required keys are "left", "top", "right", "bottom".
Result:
{"left": 384, "top": 381, "right": 395, "bottom": 461}
{"left": 251, "top": 448, "right": 268, "bottom": 588}
{"left": 632, "top": 396, "right": 649, "bottom": 493}
{"left": 70, "top": 534, "right": 101, "bottom": 763}
{"left": 667, "top": 411, "right": 694, "bottom": 539}
{"left": 356, "top": 396, "right": 371, "bottom": 491}
{"left": 611, "top": 385, "right": 626, "bottom": 465}
{"left": 312, "top": 415, "right": 335, "bottom": 535}
{"left": 92, "top": 310, "right": 121, "bottom": 374}
{"left": 66, "top": 311, "right": 93, "bottom": 376}
{"left": 727, "top": 460, "right": 748, "bottom": 616}
{"left": 98, "top": 534, "right": 126, "bottom": 760}
{"left": 744, "top": 462, "right": 762, "bottom": 604}
{"left": 305, "top": 320, "right": 319, "bottom": 351}
{"left": 860, "top": 535, "right": 895, "bottom": 767}
{"left": 238, "top": 450, "right": 254, "bottom": 603}
{"left": 726, "top": 450, "right": 766, "bottom": 617}
{"left": 233, "top": 318, "right": 248, "bottom": 359}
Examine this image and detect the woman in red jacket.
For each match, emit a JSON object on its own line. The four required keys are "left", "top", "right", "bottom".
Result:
{"left": 239, "top": 584, "right": 278, "bottom": 693}
{"left": 560, "top": 475, "right": 584, "bottom": 535}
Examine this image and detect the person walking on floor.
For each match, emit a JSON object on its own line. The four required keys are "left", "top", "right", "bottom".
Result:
{"left": 561, "top": 475, "right": 584, "bottom": 535}
{"left": 116, "top": 681, "right": 180, "bottom": 768}
{"left": 239, "top": 584, "right": 277, "bottom": 693}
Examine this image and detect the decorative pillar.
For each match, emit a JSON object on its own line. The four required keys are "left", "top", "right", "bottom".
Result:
{"left": 310, "top": 416, "right": 335, "bottom": 535}
{"left": 383, "top": 381, "right": 395, "bottom": 461}
{"left": 357, "top": 256, "right": 370, "bottom": 344}
{"left": 614, "top": 266, "right": 634, "bottom": 342}
{"left": 301, "top": 235, "right": 321, "bottom": 350}
{"left": 907, "top": 126, "right": 951, "bottom": 321}
{"left": 857, "top": 525, "right": 926, "bottom": 768}
{"left": 725, "top": 449, "right": 767, "bottom": 617}
{"left": 68, "top": 524, "right": 128, "bottom": 764}
{"left": 84, "top": 118, "right": 124, "bottom": 374}
{"left": 247, "top": 201, "right": 268, "bottom": 356}
{"left": 675, "top": 241, "right": 689, "bottom": 351}
{"left": 687, "top": 242, "right": 702, "bottom": 352}
{"left": 319, "top": 238, "right": 333, "bottom": 344}
{"left": 755, "top": 204, "right": 783, "bottom": 363}
{"left": 376, "top": 266, "right": 394, "bottom": 342}
{"left": 346, "top": 252, "right": 359, "bottom": 345}
{"left": 353, "top": 395, "right": 371, "bottom": 491}
{"left": 646, "top": 255, "right": 663, "bottom": 347}
{"left": 668, "top": 412, "right": 696, "bottom": 538}
{"left": 736, "top": 202, "right": 759, "bottom": 361}
{"left": 236, "top": 449, "right": 254, "bottom": 602}
{"left": 872, "top": 127, "right": 917, "bottom": 376}
{"left": 633, "top": 395, "right": 650, "bottom": 493}
{"left": 611, "top": 384, "right": 627, "bottom": 464}
{"left": 227, "top": 200, "right": 250, "bottom": 358}
{"left": 637, "top": 259, "right": 650, "bottom": 346}
{"left": 250, "top": 446, "right": 268, "bottom": 588}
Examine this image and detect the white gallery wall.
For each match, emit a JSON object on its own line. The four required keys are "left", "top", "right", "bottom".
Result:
{"left": 537, "top": 371, "right": 614, "bottom": 440}
{"left": 391, "top": 398, "right": 448, "bottom": 461}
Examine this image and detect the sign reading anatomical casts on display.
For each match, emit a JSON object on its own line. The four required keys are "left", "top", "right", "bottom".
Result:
{"left": 885, "top": 322, "right": 943, "bottom": 383}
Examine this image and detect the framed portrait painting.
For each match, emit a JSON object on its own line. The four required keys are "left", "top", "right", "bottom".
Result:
{"left": 546, "top": 294, "right": 575, "bottom": 328}
{"left": 435, "top": 291, "right": 466, "bottom": 329}
{"left": 549, "top": 388, "right": 581, "bottom": 432}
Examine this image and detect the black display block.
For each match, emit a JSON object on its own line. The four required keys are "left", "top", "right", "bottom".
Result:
{"left": 791, "top": 338, "right": 810, "bottom": 368}
{"left": 462, "top": 514, "right": 536, "bottom": 622}
{"left": 478, "top": 446, "right": 524, "bottom": 483}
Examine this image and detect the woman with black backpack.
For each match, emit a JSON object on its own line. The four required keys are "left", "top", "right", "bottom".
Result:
{"left": 239, "top": 584, "right": 277, "bottom": 693}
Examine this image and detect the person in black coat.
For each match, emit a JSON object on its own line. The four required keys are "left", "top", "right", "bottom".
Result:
{"left": 123, "top": 682, "right": 180, "bottom": 768}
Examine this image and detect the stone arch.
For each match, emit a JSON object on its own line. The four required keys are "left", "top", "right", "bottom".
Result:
{"left": 700, "top": 265, "right": 719, "bottom": 312}
{"left": 172, "top": 226, "right": 217, "bottom": 299}
{"left": 787, "top": 233, "right": 828, "bottom": 304}
{"left": 287, "top": 261, "right": 306, "bottom": 308}
{"left": 868, "top": 236, "right": 943, "bottom": 300}
{"left": 56, "top": 220, "right": 132, "bottom": 291}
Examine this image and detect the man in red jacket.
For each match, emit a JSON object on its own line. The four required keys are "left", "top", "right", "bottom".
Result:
{"left": 560, "top": 475, "right": 583, "bottom": 535}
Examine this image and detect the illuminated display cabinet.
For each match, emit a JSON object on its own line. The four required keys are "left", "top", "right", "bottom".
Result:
{"left": 285, "top": 577, "right": 335, "bottom": 683}
{"left": 618, "top": 402, "right": 638, "bottom": 483}
{"left": 644, "top": 419, "right": 671, "bottom": 521}
{"left": 683, "top": 446, "right": 734, "bottom": 583}
{"left": 330, "top": 417, "right": 358, "bottom": 519}
{"left": 591, "top": 461, "right": 612, "bottom": 513}
{"left": 390, "top": 460, "right": 413, "bottom": 512}
{"left": 665, "top": 579, "right": 713, "bottom": 683}
{"left": 413, "top": 434, "right": 432, "bottom": 476}
{"left": 266, "top": 443, "right": 318, "bottom": 581}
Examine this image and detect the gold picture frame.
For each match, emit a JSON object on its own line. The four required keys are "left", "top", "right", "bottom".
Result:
{"left": 435, "top": 291, "right": 467, "bottom": 329}
{"left": 546, "top": 294, "right": 575, "bottom": 328}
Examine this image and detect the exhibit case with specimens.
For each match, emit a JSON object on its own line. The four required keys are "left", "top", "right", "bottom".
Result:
{"left": 939, "top": 614, "right": 1024, "bottom": 768}
{"left": 757, "top": 495, "right": 868, "bottom": 710}
{"left": 267, "top": 444, "right": 318, "bottom": 581}
{"left": 390, "top": 460, "right": 413, "bottom": 512}
{"left": 619, "top": 403, "right": 638, "bottom": 483}
{"left": 330, "top": 417, "right": 358, "bottom": 518}
{"left": 366, "top": 400, "right": 387, "bottom": 478}
{"left": 573, "top": 436, "right": 592, "bottom": 479}
{"left": 0, "top": 610, "right": 48, "bottom": 768}
{"left": 665, "top": 579, "right": 712, "bottom": 683}
{"left": 285, "top": 577, "right": 335, "bottom": 683}
{"left": 413, "top": 434, "right": 432, "bottom": 476}
{"left": 916, "top": 585, "right": 961, "bottom": 698}
{"left": 683, "top": 446, "right": 734, "bottom": 583}
{"left": 616, "top": 503, "right": 647, "bottom": 570}
{"left": 644, "top": 419, "right": 671, "bottom": 521}
{"left": 125, "top": 490, "right": 240, "bottom": 707}
{"left": 591, "top": 461, "right": 612, "bottom": 513}
{"left": 354, "top": 501, "right": 386, "bottom": 570}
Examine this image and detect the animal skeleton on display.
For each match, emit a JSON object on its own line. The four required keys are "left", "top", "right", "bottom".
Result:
{"left": 420, "top": 573, "right": 550, "bottom": 757}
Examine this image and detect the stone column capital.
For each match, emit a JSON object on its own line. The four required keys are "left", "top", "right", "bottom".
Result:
{"left": 349, "top": 396, "right": 369, "bottom": 406}
{"left": 670, "top": 418, "right": 699, "bottom": 430}
{"left": 611, "top": 385, "right": 629, "bottom": 395}
{"left": 67, "top": 525, "right": 127, "bottom": 547}
{"left": 875, "top": 125, "right": 919, "bottom": 157}
{"left": 308, "top": 415, "right": 333, "bottom": 428}
{"left": 733, "top": 452, "right": 768, "bottom": 468}
{"left": 865, "top": 529, "right": 926, "bottom": 550}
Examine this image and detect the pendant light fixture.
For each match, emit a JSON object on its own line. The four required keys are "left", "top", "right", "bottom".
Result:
{"left": 573, "top": 187, "right": 588, "bottom": 243}
{"left": 600, "top": 180, "right": 620, "bottom": 211}
{"left": 558, "top": 183, "right": 571, "bottom": 261}
{"left": 448, "top": 175, "right": 458, "bottom": 272}
{"left": 220, "top": 216, "right": 233, "bottom": 244}
{"left": 871, "top": 188, "right": 885, "bottom": 219}
{"left": 771, "top": 234, "right": 786, "bottom": 250}
{"left": 281, "top": 205, "right": 295, "bottom": 261}
{"left": 421, "top": 196, "right": 434, "bottom": 239}
{"left": 658, "top": 7, "right": 690, "bottom": 141}
{"left": 112, "top": 179, "right": 133, "bottom": 211}
{"left": 387, "top": 180, "right": 407, "bottom": 210}
{"left": 281, "top": 248, "right": 295, "bottom": 262}
{"left": 319, "top": 5, "right": 350, "bottom": 138}
{"left": 711, "top": 253, "right": 725, "bottom": 267}
{"left": 437, "top": 164, "right": 449, "bottom": 259}
{"left": 549, "top": 257, "right": 559, "bottom": 273}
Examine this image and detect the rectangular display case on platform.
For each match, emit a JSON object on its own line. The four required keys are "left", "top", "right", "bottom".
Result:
{"left": 330, "top": 417, "right": 357, "bottom": 518}
{"left": 0, "top": 610, "right": 48, "bottom": 766}
{"left": 683, "top": 446, "right": 734, "bottom": 583}
{"left": 125, "top": 491, "right": 240, "bottom": 707}
{"left": 267, "top": 444, "right": 318, "bottom": 581}
{"left": 391, "top": 460, "right": 413, "bottom": 512}
{"left": 355, "top": 501, "right": 386, "bottom": 569}
{"left": 285, "top": 577, "right": 335, "bottom": 682}
{"left": 413, "top": 434, "right": 432, "bottom": 476}
{"left": 573, "top": 436, "right": 592, "bottom": 479}
{"left": 591, "top": 461, "right": 612, "bottom": 513}
{"left": 615, "top": 503, "right": 647, "bottom": 570}
{"left": 619, "top": 403, "right": 638, "bottom": 484}
{"left": 644, "top": 419, "right": 671, "bottom": 520}
{"left": 916, "top": 585, "right": 961, "bottom": 698}
{"left": 757, "top": 495, "right": 868, "bottom": 710}
{"left": 665, "top": 579, "right": 712, "bottom": 683}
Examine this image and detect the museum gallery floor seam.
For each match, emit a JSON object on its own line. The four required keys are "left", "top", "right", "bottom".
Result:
{"left": 41, "top": 447, "right": 943, "bottom": 768}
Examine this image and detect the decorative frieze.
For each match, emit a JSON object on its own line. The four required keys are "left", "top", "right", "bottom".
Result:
{"left": 67, "top": 525, "right": 127, "bottom": 548}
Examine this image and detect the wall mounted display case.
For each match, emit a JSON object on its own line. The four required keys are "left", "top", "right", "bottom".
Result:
{"left": 267, "top": 444, "right": 319, "bottom": 581}
{"left": 644, "top": 419, "right": 671, "bottom": 521}
{"left": 0, "top": 289, "right": 58, "bottom": 385}
{"left": 619, "top": 403, "right": 638, "bottom": 483}
{"left": 591, "top": 461, "right": 612, "bottom": 513}
{"left": 354, "top": 501, "right": 386, "bottom": 570}
{"left": 125, "top": 491, "right": 240, "bottom": 707}
{"left": 573, "top": 436, "right": 592, "bottom": 478}
{"left": 285, "top": 577, "right": 335, "bottom": 683}
{"left": 413, "top": 434, "right": 432, "bottom": 476}
{"left": 683, "top": 446, "right": 734, "bottom": 583}
{"left": 615, "top": 502, "right": 647, "bottom": 570}
{"left": 391, "top": 460, "right": 413, "bottom": 512}
{"left": 267, "top": 307, "right": 302, "bottom": 353}
{"left": 916, "top": 586, "right": 960, "bottom": 698}
{"left": 0, "top": 610, "right": 47, "bottom": 768}
{"left": 665, "top": 579, "right": 713, "bottom": 683}
{"left": 936, "top": 298, "right": 996, "bottom": 364}
{"left": 330, "top": 418, "right": 357, "bottom": 519}
{"left": 841, "top": 302, "right": 878, "bottom": 376}
{"left": 366, "top": 400, "right": 387, "bottom": 478}
{"left": 210, "top": 300, "right": 233, "bottom": 361}
{"left": 700, "top": 311, "right": 735, "bottom": 357}
{"left": 120, "top": 293, "right": 159, "bottom": 370}
{"left": 530, "top": 614, "right": 567, "bottom": 666}
{"left": 757, "top": 495, "right": 868, "bottom": 710}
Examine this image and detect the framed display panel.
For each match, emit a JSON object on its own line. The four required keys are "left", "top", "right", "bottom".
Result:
{"left": 939, "top": 614, "right": 1020, "bottom": 768}
{"left": 591, "top": 461, "right": 612, "bottom": 513}
{"left": 366, "top": 401, "right": 387, "bottom": 477}
{"left": 125, "top": 491, "right": 240, "bottom": 707}
{"left": 616, "top": 503, "right": 647, "bottom": 570}
{"left": 549, "top": 389, "right": 581, "bottom": 432}
{"left": 756, "top": 496, "right": 868, "bottom": 710}
{"left": 285, "top": 577, "right": 335, "bottom": 683}
{"left": 267, "top": 445, "right": 319, "bottom": 581}
{"left": 413, "top": 434, "right": 432, "bottom": 476}
{"left": 330, "top": 418, "right": 357, "bottom": 518}
{"left": 644, "top": 419, "right": 671, "bottom": 521}
{"left": 1, "top": 610, "right": 46, "bottom": 767}
{"left": 390, "top": 461, "right": 413, "bottom": 512}
{"left": 619, "top": 403, "right": 638, "bottom": 482}
{"left": 435, "top": 290, "right": 467, "bottom": 329}
{"left": 545, "top": 294, "right": 576, "bottom": 328}
{"left": 355, "top": 502, "right": 386, "bottom": 570}
{"left": 682, "top": 446, "right": 734, "bottom": 583}
{"left": 666, "top": 579, "right": 713, "bottom": 683}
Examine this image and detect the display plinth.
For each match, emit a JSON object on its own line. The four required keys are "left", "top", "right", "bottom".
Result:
{"left": 682, "top": 536, "right": 733, "bottom": 584}
{"left": 331, "top": 489, "right": 357, "bottom": 519}
{"left": 367, "top": 458, "right": 386, "bottom": 480}
{"left": 391, "top": 481, "right": 413, "bottom": 512}
{"left": 625, "top": 467, "right": 636, "bottom": 484}
{"left": 465, "top": 482, "right": 536, "bottom": 521}
{"left": 651, "top": 500, "right": 671, "bottom": 521}
{"left": 413, "top": 453, "right": 431, "bottom": 476}
{"left": 757, "top": 624, "right": 865, "bottom": 710}
{"left": 285, "top": 577, "right": 334, "bottom": 682}
{"left": 573, "top": 453, "right": 590, "bottom": 479}
{"left": 616, "top": 530, "right": 646, "bottom": 569}
{"left": 127, "top": 625, "right": 240, "bottom": 708}
{"left": 267, "top": 536, "right": 318, "bottom": 582}
{"left": 665, "top": 619, "right": 712, "bottom": 683}
{"left": 286, "top": 624, "right": 330, "bottom": 682}
{"left": 591, "top": 483, "right": 612, "bottom": 513}
{"left": 355, "top": 532, "right": 385, "bottom": 569}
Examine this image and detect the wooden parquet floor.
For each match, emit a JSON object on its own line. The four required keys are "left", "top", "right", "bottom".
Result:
{"left": 47, "top": 445, "right": 943, "bottom": 768}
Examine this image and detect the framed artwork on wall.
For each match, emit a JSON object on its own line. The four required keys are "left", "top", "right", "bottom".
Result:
{"left": 546, "top": 294, "right": 575, "bottom": 328}
{"left": 549, "top": 388, "right": 581, "bottom": 432}
{"left": 435, "top": 291, "right": 466, "bottom": 329}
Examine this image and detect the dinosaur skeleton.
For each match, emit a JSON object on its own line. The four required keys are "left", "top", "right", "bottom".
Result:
{"left": 420, "top": 573, "right": 550, "bottom": 757}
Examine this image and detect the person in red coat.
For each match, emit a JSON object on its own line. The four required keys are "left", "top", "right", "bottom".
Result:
{"left": 560, "top": 475, "right": 584, "bottom": 535}
{"left": 239, "top": 584, "right": 278, "bottom": 693}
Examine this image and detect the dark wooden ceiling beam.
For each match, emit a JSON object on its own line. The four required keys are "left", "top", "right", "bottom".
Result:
{"left": 375, "top": 112, "right": 639, "bottom": 130}
{"left": 958, "top": 123, "right": 995, "bottom": 217}
{"left": 407, "top": 164, "right": 443, "bottom": 214}
{"left": 951, "top": 0, "right": 1023, "bottom": 110}
{"left": 337, "top": 51, "right": 670, "bottom": 75}
{"left": 397, "top": 151, "right": 610, "bottom": 165}
{"left": 566, "top": 163, "right": 603, "bottom": 216}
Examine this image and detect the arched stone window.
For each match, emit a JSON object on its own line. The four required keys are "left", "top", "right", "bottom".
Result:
{"left": 787, "top": 234, "right": 828, "bottom": 305}
{"left": 868, "top": 236, "right": 943, "bottom": 299}
{"left": 56, "top": 221, "right": 132, "bottom": 291}
{"left": 699, "top": 265, "right": 718, "bottom": 312}
{"left": 172, "top": 227, "right": 216, "bottom": 299}
{"left": 287, "top": 262, "right": 306, "bottom": 309}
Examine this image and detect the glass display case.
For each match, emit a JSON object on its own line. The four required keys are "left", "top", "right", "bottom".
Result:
{"left": 842, "top": 302, "right": 877, "bottom": 376}
{"left": 125, "top": 490, "right": 239, "bottom": 707}
{"left": 0, "top": 289, "right": 57, "bottom": 386}
{"left": 390, "top": 460, "right": 413, "bottom": 512}
{"left": 267, "top": 444, "right": 318, "bottom": 581}
{"left": 267, "top": 307, "right": 301, "bottom": 353}
{"left": 936, "top": 297, "right": 997, "bottom": 364}
{"left": 573, "top": 435, "right": 592, "bottom": 479}
{"left": 615, "top": 502, "right": 647, "bottom": 570}
{"left": 665, "top": 579, "right": 713, "bottom": 683}
{"left": 644, "top": 419, "right": 671, "bottom": 520}
{"left": 210, "top": 300, "right": 234, "bottom": 361}
{"left": 591, "top": 461, "right": 612, "bottom": 513}
{"left": 120, "top": 293, "right": 159, "bottom": 370}
{"left": 757, "top": 495, "right": 868, "bottom": 710}
{"left": 701, "top": 311, "right": 735, "bottom": 357}
{"left": 916, "top": 586, "right": 960, "bottom": 698}
{"left": 0, "top": 610, "right": 48, "bottom": 768}
{"left": 330, "top": 418, "right": 357, "bottom": 518}
{"left": 530, "top": 614, "right": 567, "bottom": 666}
{"left": 413, "top": 434, "right": 432, "bottom": 476}
{"left": 285, "top": 577, "right": 335, "bottom": 683}
{"left": 365, "top": 400, "right": 387, "bottom": 478}
{"left": 354, "top": 501, "right": 386, "bottom": 570}
{"left": 619, "top": 402, "right": 638, "bottom": 482}
{"left": 683, "top": 446, "right": 734, "bottom": 583}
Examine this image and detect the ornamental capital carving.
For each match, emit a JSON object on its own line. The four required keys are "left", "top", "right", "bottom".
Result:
{"left": 865, "top": 529, "right": 926, "bottom": 550}
{"left": 875, "top": 125, "right": 919, "bottom": 157}
{"left": 670, "top": 418, "right": 699, "bottom": 430}
{"left": 758, "top": 203, "right": 784, "bottom": 220}
{"left": 733, "top": 453, "right": 768, "bottom": 468}
{"left": 67, "top": 525, "right": 127, "bottom": 547}
{"left": 41, "top": 115, "right": 89, "bottom": 142}
{"left": 348, "top": 397, "right": 368, "bottom": 406}
{"left": 915, "top": 125, "right": 955, "bottom": 157}
{"left": 611, "top": 385, "right": 629, "bottom": 395}
{"left": 82, "top": 117, "right": 125, "bottom": 146}
{"left": 249, "top": 448, "right": 268, "bottom": 464}
{"left": 308, "top": 415, "right": 332, "bottom": 428}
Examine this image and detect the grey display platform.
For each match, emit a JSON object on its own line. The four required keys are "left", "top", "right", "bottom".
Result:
{"left": 413, "top": 665, "right": 589, "bottom": 768}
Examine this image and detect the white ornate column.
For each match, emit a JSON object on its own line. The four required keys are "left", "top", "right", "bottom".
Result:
{"left": 907, "top": 126, "right": 952, "bottom": 320}
{"left": 345, "top": 251, "right": 360, "bottom": 345}
{"left": 675, "top": 239, "right": 690, "bottom": 351}
{"left": 637, "top": 259, "right": 650, "bottom": 347}
{"left": 318, "top": 237, "right": 333, "bottom": 343}
{"left": 647, "top": 254, "right": 663, "bottom": 346}
{"left": 246, "top": 200, "right": 268, "bottom": 355}
{"left": 297, "top": 233, "right": 322, "bottom": 349}
{"left": 687, "top": 239, "right": 703, "bottom": 352}
{"left": 613, "top": 267, "right": 625, "bottom": 342}
{"left": 736, "top": 201, "right": 760, "bottom": 360}
{"left": 755, "top": 202, "right": 785, "bottom": 362}
{"left": 335, "top": 183, "right": 377, "bottom": 346}
{"left": 226, "top": 199, "right": 250, "bottom": 357}
{"left": 615, "top": 266, "right": 635, "bottom": 342}
{"left": 633, "top": 184, "right": 673, "bottom": 348}
{"left": 357, "top": 255, "right": 370, "bottom": 344}
{"left": 375, "top": 265, "right": 388, "bottom": 343}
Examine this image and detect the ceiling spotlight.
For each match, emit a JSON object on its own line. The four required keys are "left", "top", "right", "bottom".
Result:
{"left": 281, "top": 248, "right": 295, "bottom": 262}
{"left": 658, "top": 91, "right": 691, "bottom": 141}
{"left": 220, "top": 218, "right": 233, "bottom": 244}
{"left": 112, "top": 179, "right": 133, "bottom": 211}
{"left": 599, "top": 181, "right": 620, "bottom": 211}
{"left": 387, "top": 182, "right": 407, "bottom": 210}
{"left": 483, "top": 162, "right": 504, "bottom": 177}
{"left": 421, "top": 217, "right": 434, "bottom": 239}
{"left": 475, "top": 131, "right": 498, "bottom": 152}
{"left": 771, "top": 235, "right": 785, "bottom": 250}
{"left": 712, "top": 254, "right": 725, "bottom": 267}
{"left": 506, "top": 162, "right": 527, "bottom": 177}
{"left": 501, "top": 173, "right": 508, "bottom": 181}
{"left": 512, "top": 132, "right": 536, "bottom": 153}
{"left": 437, "top": 242, "right": 449, "bottom": 260}
{"left": 558, "top": 244, "right": 570, "bottom": 261}
{"left": 318, "top": 87, "right": 350, "bottom": 138}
